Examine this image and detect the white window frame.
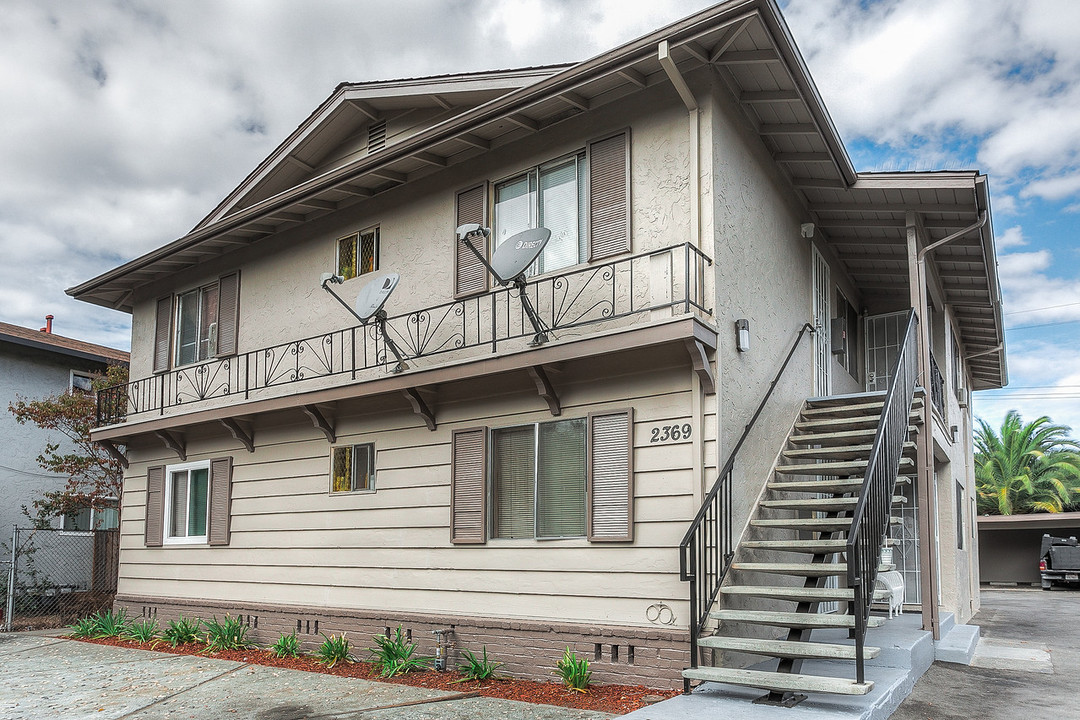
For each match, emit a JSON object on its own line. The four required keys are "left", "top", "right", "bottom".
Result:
{"left": 492, "top": 151, "right": 588, "bottom": 277}
{"left": 488, "top": 417, "right": 588, "bottom": 541}
{"left": 60, "top": 497, "right": 119, "bottom": 534}
{"left": 329, "top": 443, "right": 377, "bottom": 494}
{"left": 163, "top": 460, "right": 211, "bottom": 545}
{"left": 174, "top": 282, "right": 219, "bottom": 367}
{"left": 70, "top": 370, "right": 95, "bottom": 394}
{"left": 335, "top": 225, "right": 380, "bottom": 281}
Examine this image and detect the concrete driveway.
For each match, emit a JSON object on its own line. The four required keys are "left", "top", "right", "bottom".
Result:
{"left": 0, "top": 633, "right": 611, "bottom": 720}
{"left": 892, "top": 588, "right": 1080, "bottom": 720}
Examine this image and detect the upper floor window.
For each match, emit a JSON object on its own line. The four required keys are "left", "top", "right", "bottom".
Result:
{"left": 176, "top": 282, "right": 219, "bottom": 366}
{"left": 494, "top": 154, "right": 587, "bottom": 276}
{"left": 338, "top": 227, "right": 380, "bottom": 280}
{"left": 70, "top": 370, "right": 94, "bottom": 394}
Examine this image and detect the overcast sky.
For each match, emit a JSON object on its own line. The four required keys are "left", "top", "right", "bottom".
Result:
{"left": 1, "top": 0, "right": 1078, "bottom": 434}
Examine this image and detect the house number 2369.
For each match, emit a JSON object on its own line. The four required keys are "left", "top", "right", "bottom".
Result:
{"left": 650, "top": 424, "right": 692, "bottom": 443}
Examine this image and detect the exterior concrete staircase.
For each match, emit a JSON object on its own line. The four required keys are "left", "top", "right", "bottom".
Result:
{"left": 682, "top": 392, "right": 922, "bottom": 701}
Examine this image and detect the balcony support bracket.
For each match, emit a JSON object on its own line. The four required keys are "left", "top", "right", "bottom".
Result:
{"left": 402, "top": 388, "right": 437, "bottom": 431}
{"left": 155, "top": 430, "right": 186, "bottom": 462}
{"left": 527, "top": 365, "right": 562, "bottom": 416}
{"left": 303, "top": 405, "right": 336, "bottom": 444}
{"left": 685, "top": 339, "right": 715, "bottom": 395}
{"left": 98, "top": 439, "right": 129, "bottom": 469}
{"left": 219, "top": 418, "right": 255, "bottom": 453}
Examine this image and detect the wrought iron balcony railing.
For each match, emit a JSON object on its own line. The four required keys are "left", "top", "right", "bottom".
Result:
{"left": 97, "top": 242, "right": 712, "bottom": 427}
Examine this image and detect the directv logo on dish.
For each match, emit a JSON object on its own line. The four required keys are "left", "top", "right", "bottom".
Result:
{"left": 516, "top": 239, "right": 543, "bottom": 250}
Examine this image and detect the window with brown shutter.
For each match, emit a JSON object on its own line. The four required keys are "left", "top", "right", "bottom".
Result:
{"left": 145, "top": 465, "right": 165, "bottom": 547}
{"left": 455, "top": 184, "right": 489, "bottom": 297}
{"left": 216, "top": 272, "right": 240, "bottom": 358}
{"left": 208, "top": 456, "right": 233, "bottom": 546}
{"left": 450, "top": 427, "right": 487, "bottom": 544}
{"left": 587, "top": 130, "right": 630, "bottom": 261}
{"left": 153, "top": 296, "right": 173, "bottom": 374}
{"left": 587, "top": 409, "right": 634, "bottom": 542}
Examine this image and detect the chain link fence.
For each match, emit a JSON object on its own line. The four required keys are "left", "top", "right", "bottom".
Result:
{"left": 2, "top": 527, "right": 119, "bottom": 632}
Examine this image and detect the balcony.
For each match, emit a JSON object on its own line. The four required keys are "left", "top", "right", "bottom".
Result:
{"left": 97, "top": 243, "right": 713, "bottom": 429}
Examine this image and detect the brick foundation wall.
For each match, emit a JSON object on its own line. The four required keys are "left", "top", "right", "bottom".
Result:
{"left": 114, "top": 594, "right": 689, "bottom": 688}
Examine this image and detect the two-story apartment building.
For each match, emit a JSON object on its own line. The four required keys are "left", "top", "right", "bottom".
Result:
{"left": 70, "top": 0, "right": 1005, "bottom": 698}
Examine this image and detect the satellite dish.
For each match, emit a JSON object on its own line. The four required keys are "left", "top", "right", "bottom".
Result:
{"left": 490, "top": 228, "right": 551, "bottom": 283}
{"left": 354, "top": 271, "right": 400, "bottom": 322}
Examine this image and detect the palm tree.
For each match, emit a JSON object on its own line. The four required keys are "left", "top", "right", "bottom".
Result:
{"left": 975, "top": 411, "right": 1080, "bottom": 515}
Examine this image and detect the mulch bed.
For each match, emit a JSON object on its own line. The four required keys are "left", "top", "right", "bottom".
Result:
{"left": 73, "top": 636, "right": 678, "bottom": 715}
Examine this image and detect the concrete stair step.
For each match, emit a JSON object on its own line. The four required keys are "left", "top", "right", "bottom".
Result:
{"left": 696, "top": 635, "right": 880, "bottom": 661}
{"left": 740, "top": 539, "right": 849, "bottom": 553}
{"left": 751, "top": 517, "right": 900, "bottom": 531}
{"left": 789, "top": 426, "right": 918, "bottom": 447}
{"left": 682, "top": 666, "right": 874, "bottom": 696}
{"left": 768, "top": 477, "right": 909, "bottom": 494}
{"left": 805, "top": 392, "right": 885, "bottom": 407}
{"left": 783, "top": 442, "right": 916, "bottom": 461}
{"left": 795, "top": 410, "right": 922, "bottom": 432}
{"left": 731, "top": 562, "right": 848, "bottom": 577}
{"left": 801, "top": 397, "right": 923, "bottom": 418}
{"left": 776, "top": 457, "right": 914, "bottom": 476}
{"left": 709, "top": 609, "right": 886, "bottom": 630}
{"left": 760, "top": 496, "right": 905, "bottom": 511}
{"left": 720, "top": 585, "right": 854, "bottom": 602}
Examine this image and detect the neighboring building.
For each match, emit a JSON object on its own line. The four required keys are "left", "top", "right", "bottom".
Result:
{"left": 69, "top": 0, "right": 1005, "bottom": 698}
{"left": 0, "top": 317, "right": 130, "bottom": 535}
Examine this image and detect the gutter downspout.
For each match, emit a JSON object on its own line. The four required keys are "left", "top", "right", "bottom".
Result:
{"left": 909, "top": 210, "right": 988, "bottom": 641}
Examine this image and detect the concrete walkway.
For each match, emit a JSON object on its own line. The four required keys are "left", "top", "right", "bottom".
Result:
{"left": 0, "top": 633, "right": 611, "bottom": 720}
{"left": 892, "top": 588, "right": 1080, "bottom": 720}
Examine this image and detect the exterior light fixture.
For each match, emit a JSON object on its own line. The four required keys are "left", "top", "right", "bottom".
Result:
{"left": 735, "top": 319, "right": 750, "bottom": 352}
{"left": 800, "top": 222, "right": 815, "bottom": 239}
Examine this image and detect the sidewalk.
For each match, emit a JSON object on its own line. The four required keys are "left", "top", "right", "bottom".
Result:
{"left": 0, "top": 633, "right": 611, "bottom": 720}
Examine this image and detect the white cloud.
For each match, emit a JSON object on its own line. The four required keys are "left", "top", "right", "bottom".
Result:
{"left": 995, "top": 225, "right": 1027, "bottom": 249}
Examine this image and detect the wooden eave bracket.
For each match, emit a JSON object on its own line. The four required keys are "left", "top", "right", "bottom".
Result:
{"left": 402, "top": 387, "right": 437, "bottom": 431}
{"left": 685, "top": 339, "right": 716, "bottom": 395}
{"left": 526, "top": 365, "right": 562, "bottom": 416}
{"left": 219, "top": 418, "right": 255, "bottom": 453}
{"left": 155, "top": 430, "right": 187, "bottom": 462}
{"left": 303, "top": 404, "right": 336, "bottom": 443}
{"left": 98, "top": 439, "right": 129, "bottom": 469}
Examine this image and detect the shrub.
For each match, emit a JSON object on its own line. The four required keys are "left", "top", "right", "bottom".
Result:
{"left": 124, "top": 618, "right": 160, "bottom": 644}
{"left": 555, "top": 647, "right": 591, "bottom": 692}
{"left": 69, "top": 616, "right": 98, "bottom": 639}
{"left": 456, "top": 646, "right": 503, "bottom": 683}
{"left": 269, "top": 631, "right": 301, "bottom": 659}
{"left": 161, "top": 616, "right": 202, "bottom": 646}
{"left": 369, "top": 626, "right": 430, "bottom": 677}
{"left": 90, "top": 609, "right": 128, "bottom": 639}
{"left": 203, "top": 615, "right": 252, "bottom": 652}
{"left": 314, "top": 633, "right": 352, "bottom": 668}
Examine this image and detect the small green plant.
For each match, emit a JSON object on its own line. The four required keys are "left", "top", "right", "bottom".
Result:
{"left": 555, "top": 647, "right": 591, "bottom": 692}
{"left": 90, "top": 609, "right": 128, "bottom": 638}
{"left": 203, "top": 615, "right": 252, "bottom": 652}
{"left": 69, "top": 616, "right": 98, "bottom": 639}
{"left": 124, "top": 618, "right": 160, "bottom": 644}
{"left": 455, "top": 646, "right": 503, "bottom": 683}
{"left": 313, "top": 633, "right": 352, "bottom": 668}
{"left": 269, "top": 631, "right": 301, "bottom": 659}
{"left": 369, "top": 626, "right": 431, "bottom": 677}
{"left": 161, "top": 616, "right": 202, "bottom": 646}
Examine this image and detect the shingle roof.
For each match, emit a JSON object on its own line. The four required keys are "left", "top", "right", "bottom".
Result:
{"left": 0, "top": 321, "right": 129, "bottom": 365}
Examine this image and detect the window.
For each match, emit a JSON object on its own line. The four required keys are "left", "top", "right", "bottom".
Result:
{"left": 955, "top": 481, "right": 965, "bottom": 550}
{"left": 952, "top": 338, "right": 963, "bottom": 397}
{"left": 338, "top": 227, "right": 379, "bottom": 280}
{"left": 494, "top": 154, "right": 588, "bottom": 276}
{"left": 175, "top": 283, "right": 219, "bottom": 366}
{"left": 331, "top": 444, "right": 376, "bottom": 493}
{"left": 70, "top": 370, "right": 94, "bottom": 394}
{"left": 165, "top": 461, "right": 210, "bottom": 543}
{"left": 62, "top": 498, "right": 119, "bottom": 532}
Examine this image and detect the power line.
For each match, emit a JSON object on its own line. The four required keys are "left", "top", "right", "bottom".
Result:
{"left": 1007, "top": 319, "right": 1080, "bottom": 331}
{"left": 0, "top": 463, "right": 61, "bottom": 479}
{"left": 1005, "top": 301, "right": 1080, "bottom": 316}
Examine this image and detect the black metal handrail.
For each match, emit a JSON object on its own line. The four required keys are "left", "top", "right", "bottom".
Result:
{"left": 678, "top": 322, "right": 815, "bottom": 683}
{"left": 97, "top": 242, "right": 712, "bottom": 426}
{"left": 846, "top": 309, "right": 919, "bottom": 684}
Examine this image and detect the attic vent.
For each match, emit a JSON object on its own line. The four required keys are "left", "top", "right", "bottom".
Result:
{"left": 368, "top": 120, "right": 386, "bottom": 153}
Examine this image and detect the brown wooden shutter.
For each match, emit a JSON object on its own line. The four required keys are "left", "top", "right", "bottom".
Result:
{"left": 153, "top": 296, "right": 173, "bottom": 373}
{"left": 208, "top": 456, "right": 233, "bottom": 546}
{"left": 454, "top": 184, "right": 489, "bottom": 297}
{"left": 451, "top": 427, "right": 487, "bottom": 544}
{"left": 216, "top": 271, "right": 240, "bottom": 357}
{"left": 587, "top": 131, "right": 631, "bottom": 261}
{"left": 145, "top": 465, "right": 165, "bottom": 547}
{"left": 588, "top": 409, "right": 634, "bottom": 542}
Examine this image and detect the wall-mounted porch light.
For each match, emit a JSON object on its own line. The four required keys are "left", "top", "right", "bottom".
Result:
{"left": 735, "top": 319, "right": 750, "bottom": 352}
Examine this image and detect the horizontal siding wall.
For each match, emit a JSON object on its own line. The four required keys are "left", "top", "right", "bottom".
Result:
{"left": 118, "top": 356, "right": 712, "bottom": 631}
